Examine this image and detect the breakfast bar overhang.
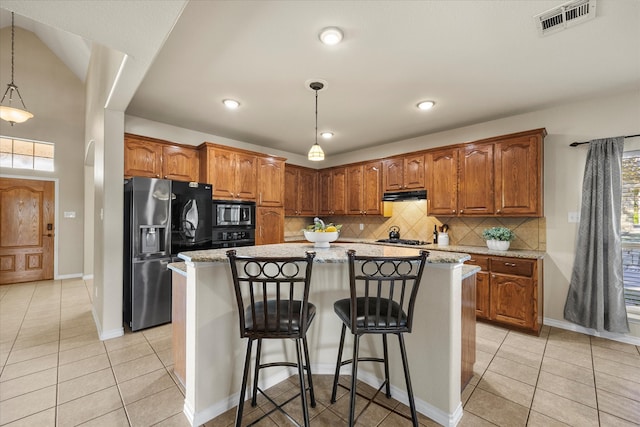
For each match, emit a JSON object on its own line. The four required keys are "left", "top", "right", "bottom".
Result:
{"left": 176, "top": 243, "right": 470, "bottom": 427}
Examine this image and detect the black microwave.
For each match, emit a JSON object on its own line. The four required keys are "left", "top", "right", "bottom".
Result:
{"left": 212, "top": 200, "right": 255, "bottom": 227}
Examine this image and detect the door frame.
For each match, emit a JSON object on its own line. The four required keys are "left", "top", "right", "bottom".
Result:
{"left": 0, "top": 173, "right": 59, "bottom": 280}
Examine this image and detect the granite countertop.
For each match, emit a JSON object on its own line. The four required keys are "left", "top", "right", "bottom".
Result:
{"left": 178, "top": 242, "right": 470, "bottom": 264}
{"left": 284, "top": 236, "right": 545, "bottom": 260}
{"left": 168, "top": 262, "right": 187, "bottom": 275}
{"left": 461, "top": 265, "right": 481, "bottom": 279}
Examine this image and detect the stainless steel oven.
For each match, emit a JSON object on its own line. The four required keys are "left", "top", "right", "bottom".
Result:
{"left": 212, "top": 200, "right": 256, "bottom": 247}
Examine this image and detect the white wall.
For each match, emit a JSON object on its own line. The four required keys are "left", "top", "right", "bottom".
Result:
{"left": 128, "top": 89, "right": 640, "bottom": 341}
{"left": 0, "top": 27, "right": 85, "bottom": 279}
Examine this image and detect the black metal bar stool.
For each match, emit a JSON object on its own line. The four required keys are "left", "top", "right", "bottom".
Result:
{"left": 330, "top": 249, "right": 428, "bottom": 427}
{"left": 227, "top": 250, "right": 317, "bottom": 427}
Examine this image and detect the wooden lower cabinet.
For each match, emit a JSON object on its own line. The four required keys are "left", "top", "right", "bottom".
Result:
{"left": 466, "top": 255, "right": 542, "bottom": 335}
{"left": 461, "top": 273, "right": 476, "bottom": 390}
{"left": 256, "top": 207, "right": 284, "bottom": 245}
{"left": 171, "top": 271, "right": 186, "bottom": 389}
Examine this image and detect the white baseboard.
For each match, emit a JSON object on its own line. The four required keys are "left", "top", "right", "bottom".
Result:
{"left": 55, "top": 273, "right": 83, "bottom": 280}
{"left": 91, "top": 306, "right": 124, "bottom": 341}
{"left": 544, "top": 317, "right": 640, "bottom": 346}
{"left": 82, "top": 274, "right": 94, "bottom": 280}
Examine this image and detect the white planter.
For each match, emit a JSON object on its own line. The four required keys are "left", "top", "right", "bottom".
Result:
{"left": 486, "top": 240, "right": 510, "bottom": 251}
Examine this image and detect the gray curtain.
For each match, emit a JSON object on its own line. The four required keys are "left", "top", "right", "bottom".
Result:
{"left": 564, "top": 137, "right": 629, "bottom": 333}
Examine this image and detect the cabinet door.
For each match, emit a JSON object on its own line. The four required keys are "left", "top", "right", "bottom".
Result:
{"left": 458, "top": 143, "right": 494, "bottom": 216}
{"left": 256, "top": 207, "right": 284, "bottom": 245}
{"left": 346, "top": 165, "right": 364, "bottom": 215}
{"left": 211, "top": 149, "right": 236, "bottom": 199}
{"left": 235, "top": 153, "right": 257, "bottom": 200}
{"left": 383, "top": 158, "right": 404, "bottom": 192}
{"left": 124, "top": 138, "right": 162, "bottom": 178}
{"left": 318, "top": 169, "right": 332, "bottom": 216}
{"left": 489, "top": 274, "right": 534, "bottom": 329}
{"left": 284, "top": 167, "right": 299, "bottom": 215}
{"left": 257, "top": 158, "right": 284, "bottom": 207}
{"left": 404, "top": 153, "right": 425, "bottom": 190}
{"left": 162, "top": 145, "right": 199, "bottom": 182}
{"left": 363, "top": 161, "right": 383, "bottom": 215}
{"left": 331, "top": 167, "right": 347, "bottom": 215}
{"left": 475, "top": 271, "right": 490, "bottom": 319}
{"left": 297, "top": 168, "right": 318, "bottom": 216}
{"left": 495, "top": 135, "right": 542, "bottom": 216}
{"left": 428, "top": 148, "right": 458, "bottom": 216}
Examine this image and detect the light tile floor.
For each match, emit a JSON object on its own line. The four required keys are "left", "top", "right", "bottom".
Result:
{"left": 1, "top": 279, "right": 639, "bottom": 426}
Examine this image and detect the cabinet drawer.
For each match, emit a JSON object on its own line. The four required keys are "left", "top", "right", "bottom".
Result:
{"left": 465, "top": 255, "right": 489, "bottom": 271}
{"left": 490, "top": 257, "right": 534, "bottom": 277}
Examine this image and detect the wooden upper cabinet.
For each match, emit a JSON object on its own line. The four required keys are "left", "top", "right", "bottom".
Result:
{"left": 284, "top": 165, "right": 317, "bottom": 216}
{"left": 199, "top": 144, "right": 257, "bottom": 200}
{"left": 346, "top": 161, "right": 383, "bottom": 216}
{"left": 124, "top": 134, "right": 199, "bottom": 181}
{"left": 124, "top": 137, "right": 162, "bottom": 178}
{"left": 383, "top": 154, "right": 425, "bottom": 192}
{"left": 318, "top": 167, "right": 347, "bottom": 216}
{"left": 458, "top": 143, "right": 494, "bottom": 216}
{"left": 257, "top": 157, "right": 285, "bottom": 207}
{"left": 427, "top": 147, "right": 459, "bottom": 216}
{"left": 162, "top": 145, "right": 199, "bottom": 182}
{"left": 494, "top": 132, "right": 544, "bottom": 216}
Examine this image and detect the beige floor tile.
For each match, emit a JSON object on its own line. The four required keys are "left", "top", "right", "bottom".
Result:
{"left": 58, "top": 353, "right": 111, "bottom": 382}
{"left": 59, "top": 331, "right": 101, "bottom": 352}
{"left": 107, "top": 341, "right": 154, "bottom": 366}
{"left": 58, "top": 341, "right": 106, "bottom": 366}
{"left": 57, "top": 367, "right": 116, "bottom": 404}
{"left": 531, "top": 388, "right": 598, "bottom": 427}
{"left": 495, "top": 343, "right": 543, "bottom": 369}
{"left": 141, "top": 323, "right": 173, "bottom": 341}
{"left": 104, "top": 332, "right": 148, "bottom": 352}
{"left": 593, "top": 356, "right": 640, "bottom": 383}
{"left": 591, "top": 345, "right": 640, "bottom": 368}
{"left": 118, "top": 367, "right": 176, "bottom": 405}
{"left": 56, "top": 385, "right": 123, "bottom": 427}
{"left": 487, "top": 356, "right": 539, "bottom": 386}
{"left": 598, "top": 410, "right": 640, "bottom": 427}
{"left": 112, "top": 353, "right": 165, "bottom": 383}
{"left": 461, "top": 384, "right": 475, "bottom": 406}
{"left": 595, "top": 370, "right": 640, "bottom": 402}
{"left": 148, "top": 335, "right": 173, "bottom": 352}
{"left": 157, "top": 347, "right": 174, "bottom": 367}
{"left": 542, "top": 341, "right": 594, "bottom": 369}
{"left": 1, "top": 407, "right": 56, "bottom": 426}
{"left": 305, "top": 406, "right": 345, "bottom": 426}
{"left": 153, "top": 411, "right": 192, "bottom": 427}
{"left": 464, "top": 388, "right": 528, "bottom": 426}
{"left": 59, "top": 322, "right": 99, "bottom": 340}
{"left": 476, "top": 370, "right": 535, "bottom": 408}
{"left": 597, "top": 388, "right": 640, "bottom": 425}
{"left": 11, "top": 330, "right": 59, "bottom": 351}
{"left": 77, "top": 408, "right": 130, "bottom": 426}
{"left": 540, "top": 356, "right": 594, "bottom": 386}
{"left": 548, "top": 328, "right": 591, "bottom": 344}
{"left": 545, "top": 339, "right": 592, "bottom": 356}
{"left": 502, "top": 332, "right": 547, "bottom": 355}
{"left": 536, "top": 371, "right": 596, "bottom": 408}
{"left": 0, "top": 367, "right": 57, "bottom": 401}
{"left": 0, "top": 384, "right": 56, "bottom": 425}
{"left": 125, "top": 386, "right": 185, "bottom": 426}
{"left": 591, "top": 336, "right": 640, "bottom": 354}
{"left": 457, "top": 409, "right": 499, "bottom": 426}
{"left": 5, "top": 340, "right": 59, "bottom": 365}
{"left": 476, "top": 336, "right": 501, "bottom": 355}
{"left": 0, "top": 352, "right": 58, "bottom": 382}
{"left": 525, "top": 410, "right": 571, "bottom": 426}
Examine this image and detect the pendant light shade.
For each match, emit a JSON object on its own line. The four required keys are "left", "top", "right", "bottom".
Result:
{"left": 0, "top": 12, "right": 33, "bottom": 126}
{"left": 307, "top": 81, "right": 325, "bottom": 161}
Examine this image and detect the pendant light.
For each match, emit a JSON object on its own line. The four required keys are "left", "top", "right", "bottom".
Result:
{"left": 307, "top": 81, "right": 325, "bottom": 161}
{"left": 0, "top": 12, "right": 33, "bottom": 126}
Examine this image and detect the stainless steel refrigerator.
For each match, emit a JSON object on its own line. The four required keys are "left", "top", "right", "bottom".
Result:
{"left": 123, "top": 177, "right": 173, "bottom": 331}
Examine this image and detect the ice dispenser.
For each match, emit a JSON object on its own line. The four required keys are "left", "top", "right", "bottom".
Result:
{"left": 140, "top": 226, "right": 166, "bottom": 254}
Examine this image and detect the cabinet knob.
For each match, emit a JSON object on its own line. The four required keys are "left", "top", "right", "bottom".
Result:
{"left": 452, "top": 210, "right": 456, "bottom": 213}
{"left": 497, "top": 209, "right": 502, "bottom": 214}
{"left": 459, "top": 209, "right": 464, "bottom": 213}
{"left": 156, "top": 174, "right": 160, "bottom": 178}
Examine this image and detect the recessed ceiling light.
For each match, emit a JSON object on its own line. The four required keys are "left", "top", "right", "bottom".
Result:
{"left": 319, "top": 27, "right": 343, "bottom": 45}
{"left": 223, "top": 99, "right": 240, "bottom": 109}
{"left": 321, "top": 132, "right": 333, "bottom": 139}
{"left": 417, "top": 101, "right": 435, "bottom": 110}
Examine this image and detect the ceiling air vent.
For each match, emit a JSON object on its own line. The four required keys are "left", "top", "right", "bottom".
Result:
{"left": 534, "top": 0, "right": 597, "bottom": 36}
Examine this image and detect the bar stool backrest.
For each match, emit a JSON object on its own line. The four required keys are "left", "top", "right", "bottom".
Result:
{"left": 346, "top": 249, "right": 429, "bottom": 334}
{"left": 227, "top": 250, "right": 316, "bottom": 340}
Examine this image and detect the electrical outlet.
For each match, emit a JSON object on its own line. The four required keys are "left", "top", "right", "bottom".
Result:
{"left": 568, "top": 211, "right": 580, "bottom": 223}
{"left": 359, "top": 223, "right": 364, "bottom": 231}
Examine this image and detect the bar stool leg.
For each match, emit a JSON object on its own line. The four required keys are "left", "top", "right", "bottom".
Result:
{"left": 398, "top": 334, "right": 418, "bottom": 427}
{"left": 382, "top": 334, "right": 391, "bottom": 398}
{"left": 348, "top": 334, "right": 360, "bottom": 427}
{"left": 235, "top": 339, "right": 253, "bottom": 427}
{"left": 331, "top": 323, "right": 347, "bottom": 403}
{"left": 251, "top": 339, "right": 262, "bottom": 407}
{"left": 302, "top": 336, "right": 316, "bottom": 407}
{"left": 295, "top": 338, "right": 311, "bottom": 427}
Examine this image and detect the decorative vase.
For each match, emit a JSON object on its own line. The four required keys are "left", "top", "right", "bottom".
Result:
{"left": 486, "top": 240, "right": 510, "bottom": 251}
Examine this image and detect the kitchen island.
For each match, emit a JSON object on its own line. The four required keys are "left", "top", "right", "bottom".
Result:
{"left": 175, "top": 243, "right": 470, "bottom": 427}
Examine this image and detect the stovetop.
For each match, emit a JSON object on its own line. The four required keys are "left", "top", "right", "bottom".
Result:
{"left": 376, "top": 238, "right": 431, "bottom": 246}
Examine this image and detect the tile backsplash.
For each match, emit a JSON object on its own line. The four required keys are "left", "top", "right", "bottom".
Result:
{"left": 284, "top": 201, "right": 546, "bottom": 251}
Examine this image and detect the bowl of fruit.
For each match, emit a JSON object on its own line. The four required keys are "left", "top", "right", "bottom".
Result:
{"left": 303, "top": 218, "right": 342, "bottom": 248}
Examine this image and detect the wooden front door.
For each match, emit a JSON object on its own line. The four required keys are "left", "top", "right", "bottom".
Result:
{"left": 0, "top": 178, "right": 55, "bottom": 284}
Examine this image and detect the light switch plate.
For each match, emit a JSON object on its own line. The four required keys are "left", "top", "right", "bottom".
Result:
{"left": 359, "top": 223, "right": 364, "bottom": 230}
{"left": 64, "top": 211, "right": 76, "bottom": 218}
{"left": 568, "top": 212, "right": 580, "bottom": 223}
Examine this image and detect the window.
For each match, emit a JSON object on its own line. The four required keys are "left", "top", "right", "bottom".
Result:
{"left": 622, "top": 145, "right": 640, "bottom": 312}
{"left": 0, "top": 136, "right": 55, "bottom": 171}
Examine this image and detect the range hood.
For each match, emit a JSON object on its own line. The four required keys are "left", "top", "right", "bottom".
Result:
{"left": 382, "top": 190, "right": 427, "bottom": 202}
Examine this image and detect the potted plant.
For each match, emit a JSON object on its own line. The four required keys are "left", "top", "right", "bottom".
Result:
{"left": 482, "top": 227, "right": 515, "bottom": 251}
